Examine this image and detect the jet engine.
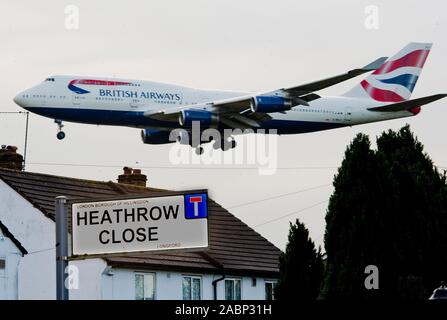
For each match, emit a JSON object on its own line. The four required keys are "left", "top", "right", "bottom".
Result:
{"left": 179, "top": 109, "right": 219, "bottom": 127}
{"left": 140, "top": 129, "right": 175, "bottom": 144}
{"left": 250, "top": 96, "right": 292, "bottom": 113}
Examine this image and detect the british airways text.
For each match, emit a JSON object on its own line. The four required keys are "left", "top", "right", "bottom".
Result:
{"left": 99, "top": 89, "right": 181, "bottom": 101}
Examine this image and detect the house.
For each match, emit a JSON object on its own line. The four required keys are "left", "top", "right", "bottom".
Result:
{"left": 0, "top": 145, "right": 280, "bottom": 300}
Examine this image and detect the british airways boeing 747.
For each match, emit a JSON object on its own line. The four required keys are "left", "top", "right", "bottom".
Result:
{"left": 13, "top": 43, "right": 446, "bottom": 154}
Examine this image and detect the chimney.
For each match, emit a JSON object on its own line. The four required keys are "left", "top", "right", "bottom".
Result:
{"left": 0, "top": 145, "right": 23, "bottom": 171}
{"left": 117, "top": 167, "right": 147, "bottom": 187}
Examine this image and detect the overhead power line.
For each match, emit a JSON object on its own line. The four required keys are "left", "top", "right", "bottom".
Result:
{"left": 0, "top": 111, "right": 29, "bottom": 114}
{"left": 254, "top": 199, "right": 329, "bottom": 228}
{"left": 227, "top": 183, "right": 332, "bottom": 210}
{"left": 27, "top": 161, "right": 339, "bottom": 170}
{"left": 26, "top": 161, "right": 447, "bottom": 171}
{"left": 26, "top": 247, "right": 55, "bottom": 256}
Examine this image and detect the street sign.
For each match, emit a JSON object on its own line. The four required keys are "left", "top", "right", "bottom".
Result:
{"left": 71, "top": 192, "right": 208, "bottom": 256}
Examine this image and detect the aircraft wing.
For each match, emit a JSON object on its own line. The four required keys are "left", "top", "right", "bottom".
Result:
{"left": 146, "top": 56, "right": 387, "bottom": 128}
{"left": 283, "top": 56, "right": 387, "bottom": 95}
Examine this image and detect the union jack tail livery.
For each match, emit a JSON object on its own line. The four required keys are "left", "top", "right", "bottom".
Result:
{"left": 345, "top": 42, "right": 432, "bottom": 102}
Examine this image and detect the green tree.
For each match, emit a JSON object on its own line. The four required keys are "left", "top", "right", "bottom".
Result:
{"left": 276, "top": 219, "right": 323, "bottom": 301}
{"left": 323, "top": 125, "right": 447, "bottom": 300}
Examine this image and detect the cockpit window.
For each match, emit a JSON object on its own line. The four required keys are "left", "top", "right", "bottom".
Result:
{"left": 44, "top": 78, "right": 55, "bottom": 82}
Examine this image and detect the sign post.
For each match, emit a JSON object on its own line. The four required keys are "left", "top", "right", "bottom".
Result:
{"left": 70, "top": 192, "right": 209, "bottom": 257}
{"left": 55, "top": 196, "right": 69, "bottom": 300}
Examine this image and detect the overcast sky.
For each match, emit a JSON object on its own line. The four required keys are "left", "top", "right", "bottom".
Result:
{"left": 1, "top": 0, "right": 446, "bottom": 250}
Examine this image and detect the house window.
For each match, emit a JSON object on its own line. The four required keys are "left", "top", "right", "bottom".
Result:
{"left": 135, "top": 273, "right": 155, "bottom": 300}
{"left": 182, "top": 276, "right": 201, "bottom": 300}
{"left": 225, "top": 279, "right": 241, "bottom": 300}
{"left": 265, "top": 281, "right": 277, "bottom": 300}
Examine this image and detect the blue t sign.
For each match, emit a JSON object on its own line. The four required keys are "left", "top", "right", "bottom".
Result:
{"left": 184, "top": 194, "right": 208, "bottom": 219}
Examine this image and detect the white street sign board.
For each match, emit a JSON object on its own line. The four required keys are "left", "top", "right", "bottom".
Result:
{"left": 71, "top": 193, "right": 208, "bottom": 256}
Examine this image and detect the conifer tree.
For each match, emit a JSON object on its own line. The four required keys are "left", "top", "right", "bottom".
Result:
{"left": 323, "top": 125, "right": 447, "bottom": 300}
{"left": 277, "top": 219, "right": 323, "bottom": 300}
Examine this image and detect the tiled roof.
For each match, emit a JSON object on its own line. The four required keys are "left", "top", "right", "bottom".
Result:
{"left": 0, "top": 168, "right": 280, "bottom": 277}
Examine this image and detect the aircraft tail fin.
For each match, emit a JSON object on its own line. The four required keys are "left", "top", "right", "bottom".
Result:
{"left": 344, "top": 42, "right": 432, "bottom": 102}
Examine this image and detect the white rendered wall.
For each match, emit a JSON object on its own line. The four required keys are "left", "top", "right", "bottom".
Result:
{"left": 0, "top": 180, "right": 56, "bottom": 299}
{"left": 0, "top": 180, "right": 107, "bottom": 300}
{"left": 69, "top": 258, "right": 108, "bottom": 300}
{"left": 0, "top": 228, "right": 22, "bottom": 299}
{"left": 100, "top": 267, "right": 275, "bottom": 300}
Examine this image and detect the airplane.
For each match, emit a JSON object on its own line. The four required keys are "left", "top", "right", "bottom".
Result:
{"left": 13, "top": 42, "right": 446, "bottom": 155}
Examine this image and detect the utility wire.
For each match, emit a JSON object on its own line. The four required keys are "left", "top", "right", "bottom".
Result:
{"left": 227, "top": 183, "right": 332, "bottom": 210}
{"left": 27, "top": 161, "right": 338, "bottom": 170}
{"left": 25, "top": 161, "right": 447, "bottom": 170}
{"left": 26, "top": 247, "right": 55, "bottom": 256}
{"left": 254, "top": 199, "right": 329, "bottom": 228}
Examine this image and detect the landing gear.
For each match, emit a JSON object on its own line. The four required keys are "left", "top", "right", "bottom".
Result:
{"left": 214, "top": 137, "right": 237, "bottom": 151}
{"left": 229, "top": 138, "right": 237, "bottom": 149}
{"left": 174, "top": 130, "right": 205, "bottom": 155}
{"left": 55, "top": 119, "right": 65, "bottom": 140}
{"left": 195, "top": 146, "right": 204, "bottom": 155}
{"left": 57, "top": 131, "right": 66, "bottom": 140}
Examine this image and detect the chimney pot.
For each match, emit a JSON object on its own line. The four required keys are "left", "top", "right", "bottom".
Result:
{"left": 7, "top": 146, "right": 17, "bottom": 153}
{"left": 123, "top": 166, "right": 132, "bottom": 175}
{"left": 0, "top": 145, "right": 23, "bottom": 171}
{"left": 118, "top": 167, "right": 147, "bottom": 187}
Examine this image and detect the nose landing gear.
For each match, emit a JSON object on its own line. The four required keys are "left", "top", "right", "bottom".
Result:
{"left": 55, "top": 119, "right": 66, "bottom": 140}
{"left": 57, "top": 131, "right": 66, "bottom": 140}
